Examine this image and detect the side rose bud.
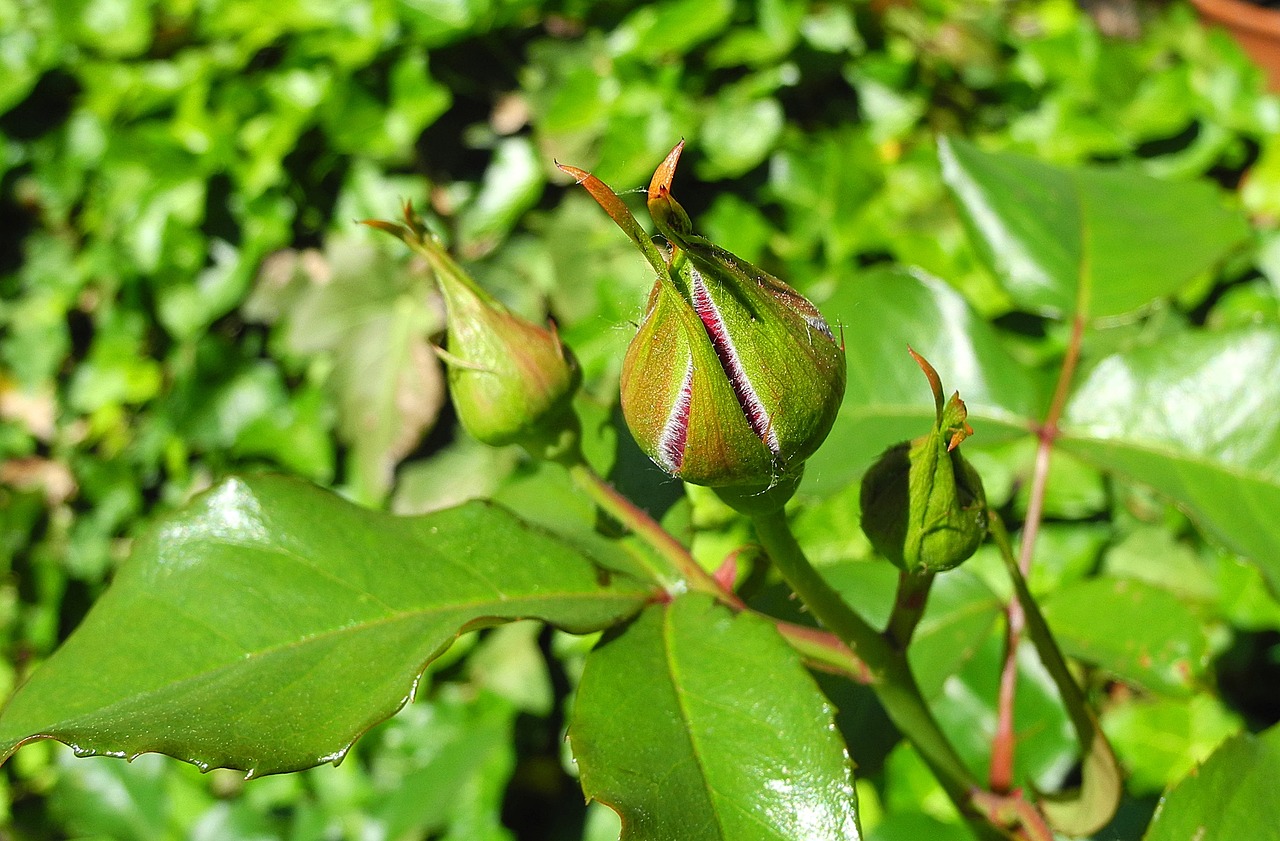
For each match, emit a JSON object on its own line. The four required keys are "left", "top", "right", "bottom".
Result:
{"left": 860, "top": 350, "right": 987, "bottom": 574}
{"left": 365, "top": 205, "right": 580, "bottom": 460}
{"left": 561, "top": 143, "right": 845, "bottom": 499}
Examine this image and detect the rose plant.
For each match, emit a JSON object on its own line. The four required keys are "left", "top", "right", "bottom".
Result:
{"left": 0, "top": 135, "right": 1274, "bottom": 841}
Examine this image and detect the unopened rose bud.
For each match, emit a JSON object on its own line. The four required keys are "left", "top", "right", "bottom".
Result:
{"left": 860, "top": 350, "right": 987, "bottom": 574}
{"left": 366, "top": 205, "right": 580, "bottom": 460}
{"left": 561, "top": 143, "right": 845, "bottom": 502}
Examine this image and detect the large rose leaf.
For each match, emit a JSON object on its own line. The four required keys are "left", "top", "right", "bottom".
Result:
{"left": 571, "top": 594, "right": 861, "bottom": 840}
{"left": 0, "top": 474, "right": 651, "bottom": 776}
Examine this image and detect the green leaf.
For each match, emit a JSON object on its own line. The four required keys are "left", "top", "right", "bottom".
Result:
{"left": 456, "top": 137, "right": 545, "bottom": 258}
{"left": 1102, "top": 693, "right": 1242, "bottom": 795}
{"left": 1059, "top": 326, "right": 1280, "bottom": 589}
{"left": 1041, "top": 578, "right": 1210, "bottom": 696}
{"left": 768, "top": 127, "right": 884, "bottom": 264}
{"left": 809, "top": 267, "right": 1040, "bottom": 496}
{"left": 571, "top": 594, "right": 860, "bottom": 840}
{"left": 697, "top": 94, "right": 784, "bottom": 180}
{"left": 612, "top": 0, "right": 734, "bottom": 61}
{"left": 0, "top": 6, "right": 61, "bottom": 114}
{"left": 0, "top": 475, "right": 650, "bottom": 777}
{"left": 938, "top": 135, "right": 1250, "bottom": 320}
{"left": 1102, "top": 525, "right": 1217, "bottom": 603}
{"left": 930, "top": 635, "right": 1076, "bottom": 792}
{"left": 812, "top": 561, "right": 1001, "bottom": 702}
{"left": 1143, "top": 723, "right": 1280, "bottom": 841}
{"left": 48, "top": 752, "right": 175, "bottom": 841}
{"left": 60, "top": 0, "right": 153, "bottom": 58}
{"left": 907, "top": 569, "right": 1002, "bottom": 700}
{"left": 706, "top": 0, "right": 803, "bottom": 66}
{"left": 321, "top": 49, "right": 450, "bottom": 161}
{"left": 248, "top": 238, "right": 447, "bottom": 504}
{"left": 367, "top": 688, "right": 518, "bottom": 841}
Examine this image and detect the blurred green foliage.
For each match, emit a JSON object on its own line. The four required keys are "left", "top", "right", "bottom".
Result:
{"left": 3, "top": 0, "right": 1280, "bottom": 838}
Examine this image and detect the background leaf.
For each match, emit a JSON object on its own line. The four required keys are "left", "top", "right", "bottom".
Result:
{"left": 1059, "top": 326, "right": 1280, "bottom": 588}
{"left": 245, "top": 239, "right": 447, "bottom": 505}
{"left": 571, "top": 594, "right": 860, "bottom": 841}
{"left": 1041, "top": 578, "right": 1211, "bottom": 696}
{"left": 938, "top": 135, "right": 1250, "bottom": 320}
{"left": 1143, "top": 723, "right": 1280, "bottom": 841}
{"left": 809, "top": 266, "right": 1041, "bottom": 496}
{"left": 0, "top": 475, "right": 650, "bottom": 776}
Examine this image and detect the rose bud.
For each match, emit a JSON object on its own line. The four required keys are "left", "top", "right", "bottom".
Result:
{"left": 860, "top": 350, "right": 987, "bottom": 574}
{"left": 560, "top": 143, "right": 846, "bottom": 502}
{"left": 365, "top": 204, "right": 580, "bottom": 460}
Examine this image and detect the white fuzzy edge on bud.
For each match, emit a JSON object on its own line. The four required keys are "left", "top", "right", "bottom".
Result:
{"left": 657, "top": 357, "right": 694, "bottom": 473}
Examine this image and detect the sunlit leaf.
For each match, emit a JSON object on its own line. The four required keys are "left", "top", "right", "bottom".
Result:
{"left": 571, "top": 594, "right": 860, "bottom": 840}
{"left": 809, "top": 267, "right": 1040, "bottom": 496}
{"left": 0, "top": 475, "right": 650, "bottom": 777}
{"left": 1042, "top": 578, "right": 1210, "bottom": 696}
{"left": 1059, "top": 326, "right": 1280, "bottom": 588}
{"left": 938, "top": 135, "right": 1250, "bottom": 320}
{"left": 1144, "top": 723, "right": 1280, "bottom": 841}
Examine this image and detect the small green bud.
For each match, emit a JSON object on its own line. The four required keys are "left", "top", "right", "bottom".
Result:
{"left": 365, "top": 205, "right": 580, "bottom": 459}
{"left": 860, "top": 350, "right": 987, "bottom": 574}
{"left": 561, "top": 143, "right": 846, "bottom": 497}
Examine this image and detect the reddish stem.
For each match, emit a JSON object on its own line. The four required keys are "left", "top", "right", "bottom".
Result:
{"left": 567, "top": 462, "right": 873, "bottom": 681}
{"left": 990, "top": 314, "right": 1085, "bottom": 792}
{"left": 776, "top": 620, "right": 874, "bottom": 683}
{"left": 970, "top": 788, "right": 1057, "bottom": 841}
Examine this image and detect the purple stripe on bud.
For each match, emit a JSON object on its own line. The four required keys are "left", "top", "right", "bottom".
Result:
{"left": 689, "top": 268, "right": 781, "bottom": 455}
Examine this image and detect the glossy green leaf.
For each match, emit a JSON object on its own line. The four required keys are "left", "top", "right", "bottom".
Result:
{"left": 1042, "top": 578, "right": 1209, "bottom": 696}
{"left": 938, "top": 135, "right": 1250, "bottom": 319}
{"left": 1144, "top": 723, "right": 1280, "bottom": 841}
{"left": 571, "top": 594, "right": 860, "bottom": 841}
{"left": 1059, "top": 326, "right": 1280, "bottom": 589}
{"left": 0, "top": 475, "right": 651, "bottom": 777}
{"left": 809, "top": 267, "right": 1040, "bottom": 496}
